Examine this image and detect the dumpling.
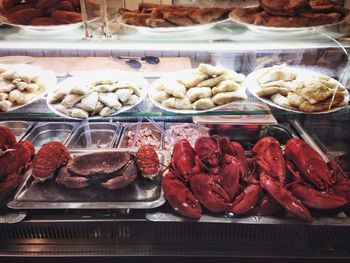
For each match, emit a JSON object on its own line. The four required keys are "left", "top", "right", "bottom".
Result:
{"left": 124, "top": 94, "right": 139, "bottom": 106}
{"left": 256, "top": 87, "right": 290, "bottom": 97}
{"left": 79, "top": 91, "right": 98, "bottom": 112}
{"left": 198, "top": 63, "right": 227, "bottom": 76}
{"left": 116, "top": 88, "right": 133, "bottom": 102}
{"left": 0, "top": 93, "right": 9, "bottom": 101}
{"left": 129, "top": 84, "right": 141, "bottom": 97}
{"left": 50, "top": 89, "right": 69, "bottom": 103}
{"left": 55, "top": 104, "right": 70, "bottom": 115}
{"left": 26, "top": 83, "right": 41, "bottom": 93}
{"left": 62, "top": 94, "right": 84, "bottom": 108}
{"left": 271, "top": 93, "right": 292, "bottom": 109}
{"left": 163, "top": 82, "right": 187, "bottom": 99}
{"left": 16, "top": 92, "right": 34, "bottom": 105}
{"left": 92, "top": 101, "right": 104, "bottom": 115}
{"left": 177, "top": 74, "right": 208, "bottom": 88}
{"left": 0, "top": 100, "right": 12, "bottom": 112}
{"left": 99, "top": 107, "right": 116, "bottom": 117}
{"left": 162, "top": 97, "right": 192, "bottom": 110}
{"left": 13, "top": 80, "right": 27, "bottom": 91}
{"left": 98, "top": 93, "right": 122, "bottom": 110}
{"left": 258, "top": 69, "right": 296, "bottom": 84}
{"left": 197, "top": 74, "right": 227, "bottom": 88}
{"left": 71, "top": 85, "right": 91, "bottom": 96}
{"left": 0, "top": 83, "right": 15, "bottom": 93}
{"left": 2, "top": 70, "right": 18, "bottom": 80}
{"left": 8, "top": 90, "right": 21, "bottom": 102}
{"left": 152, "top": 91, "right": 170, "bottom": 103}
{"left": 155, "top": 84, "right": 165, "bottom": 91}
{"left": 70, "top": 108, "right": 89, "bottom": 119}
{"left": 212, "top": 90, "right": 247, "bottom": 105}
{"left": 92, "top": 84, "right": 114, "bottom": 93}
{"left": 186, "top": 87, "right": 212, "bottom": 102}
{"left": 193, "top": 98, "right": 215, "bottom": 110}
{"left": 212, "top": 80, "right": 240, "bottom": 95}
{"left": 225, "top": 72, "right": 246, "bottom": 83}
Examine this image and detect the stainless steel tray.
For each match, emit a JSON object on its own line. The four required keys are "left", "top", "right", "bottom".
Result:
{"left": 163, "top": 122, "right": 204, "bottom": 151}
{"left": 66, "top": 122, "right": 123, "bottom": 149}
{"left": 7, "top": 149, "right": 170, "bottom": 210}
{"left": 0, "top": 121, "right": 33, "bottom": 141}
{"left": 23, "top": 122, "right": 76, "bottom": 148}
{"left": 118, "top": 122, "right": 164, "bottom": 149}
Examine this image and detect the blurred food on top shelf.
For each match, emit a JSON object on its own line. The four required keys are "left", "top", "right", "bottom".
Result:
{"left": 162, "top": 135, "right": 350, "bottom": 220}
{"left": 47, "top": 70, "right": 147, "bottom": 119}
{"left": 151, "top": 63, "right": 247, "bottom": 112}
{"left": 0, "top": 0, "right": 82, "bottom": 26}
{"left": 118, "top": 2, "right": 231, "bottom": 27}
{"left": 0, "top": 64, "right": 56, "bottom": 112}
{"left": 246, "top": 65, "right": 349, "bottom": 113}
{"left": 164, "top": 123, "right": 201, "bottom": 151}
{"left": 174, "top": 0, "right": 258, "bottom": 8}
{"left": 0, "top": 126, "right": 34, "bottom": 200}
{"left": 231, "top": 0, "right": 349, "bottom": 27}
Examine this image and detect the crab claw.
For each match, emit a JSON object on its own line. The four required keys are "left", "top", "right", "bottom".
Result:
{"left": 162, "top": 171, "right": 202, "bottom": 219}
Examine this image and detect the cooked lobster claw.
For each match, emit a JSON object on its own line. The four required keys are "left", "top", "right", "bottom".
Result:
{"left": 260, "top": 172, "right": 313, "bottom": 222}
{"left": 287, "top": 162, "right": 349, "bottom": 210}
{"left": 162, "top": 171, "right": 202, "bottom": 219}
{"left": 229, "top": 184, "right": 262, "bottom": 214}
{"left": 190, "top": 173, "right": 230, "bottom": 213}
{"left": 285, "top": 138, "right": 334, "bottom": 190}
{"left": 252, "top": 136, "right": 286, "bottom": 184}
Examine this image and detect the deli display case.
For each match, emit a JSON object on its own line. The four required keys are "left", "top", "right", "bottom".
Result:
{"left": 0, "top": 0, "right": 350, "bottom": 261}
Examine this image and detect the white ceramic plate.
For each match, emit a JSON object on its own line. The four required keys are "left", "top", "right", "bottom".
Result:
{"left": 117, "top": 17, "right": 228, "bottom": 34}
{"left": 47, "top": 70, "right": 148, "bottom": 120}
{"left": 245, "top": 66, "right": 349, "bottom": 114}
{"left": 0, "top": 64, "right": 57, "bottom": 113}
{"left": 149, "top": 69, "right": 247, "bottom": 114}
{"left": 230, "top": 10, "right": 350, "bottom": 34}
{"left": 0, "top": 15, "right": 82, "bottom": 33}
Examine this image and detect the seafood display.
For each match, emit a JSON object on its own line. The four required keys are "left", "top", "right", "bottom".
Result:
{"left": 0, "top": 64, "right": 56, "bottom": 112}
{"left": 247, "top": 66, "right": 349, "bottom": 113}
{"left": 119, "top": 3, "right": 230, "bottom": 28}
{"left": 231, "top": 0, "right": 349, "bottom": 28}
{"left": 164, "top": 123, "right": 200, "bottom": 151}
{"left": 0, "top": 126, "right": 34, "bottom": 200}
{"left": 123, "top": 125, "right": 161, "bottom": 149}
{"left": 151, "top": 63, "right": 247, "bottom": 112}
{"left": 162, "top": 136, "right": 350, "bottom": 221}
{"left": 0, "top": 0, "right": 82, "bottom": 26}
{"left": 32, "top": 142, "right": 160, "bottom": 189}
{"left": 48, "top": 70, "right": 147, "bottom": 119}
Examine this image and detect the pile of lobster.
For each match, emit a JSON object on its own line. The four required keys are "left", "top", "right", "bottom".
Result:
{"left": 0, "top": 126, "right": 35, "bottom": 200}
{"left": 162, "top": 135, "right": 350, "bottom": 221}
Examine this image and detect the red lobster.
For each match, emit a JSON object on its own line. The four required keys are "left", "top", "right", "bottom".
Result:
{"left": 285, "top": 138, "right": 350, "bottom": 209}
{"left": 0, "top": 127, "right": 35, "bottom": 199}
{"left": 253, "top": 136, "right": 313, "bottom": 222}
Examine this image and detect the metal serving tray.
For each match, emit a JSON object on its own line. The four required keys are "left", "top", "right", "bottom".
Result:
{"left": 66, "top": 122, "right": 122, "bottom": 149}
{"left": 8, "top": 149, "right": 170, "bottom": 210}
{"left": 118, "top": 122, "right": 164, "bottom": 149}
{"left": 23, "top": 122, "right": 76, "bottom": 148}
{"left": 0, "top": 121, "right": 32, "bottom": 141}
